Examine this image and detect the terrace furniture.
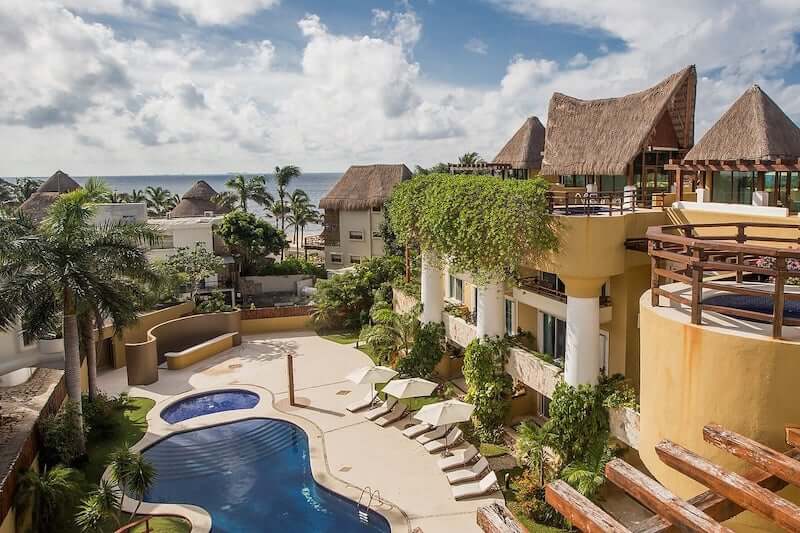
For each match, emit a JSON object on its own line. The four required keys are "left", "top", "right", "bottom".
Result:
{"left": 451, "top": 471, "right": 499, "bottom": 501}
{"left": 446, "top": 457, "right": 490, "bottom": 485}
{"left": 402, "top": 422, "right": 434, "bottom": 439}
{"left": 416, "top": 425, "right": 448, "bottom": 445}
{"left": 437, "top": 445, "right": 479, "bottom": 471}
{"left": 346, "top": 391, "right": 375, "bottom": 413}
{"left": 424, "top": 427, "right": 463, "bottom": 453}
{"left": 364, "top": 397, "right": 398, "bottom": 421}
{"left": 374, "top": 403, "right": 407, "bottom": 427}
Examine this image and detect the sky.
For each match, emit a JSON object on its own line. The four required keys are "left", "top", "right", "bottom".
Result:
{"left": 2, "top": 0, "right": 800, "bottom": 175}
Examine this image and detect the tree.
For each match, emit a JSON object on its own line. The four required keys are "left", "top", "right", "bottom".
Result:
{"left": 129, "top": 189, "right": 146, "bottom": 203}
{"left": 160, "top": 244, "right": 223, "bottom": 298}
{"left": 83, "top": 177, "right": 112, "bottom": 202}
{"left": 108, "top": 447, "right": 156, "bottom": 520}
{"left": 0, "top": 190, "right": 160, "bottom": 452}
{"left": 217, "top": 210, "right": 287, "bottom": 276}
{"left": 14, "top": 177, "right": 42, "bottom": 205}
{"left": 145, "top": 186, "right": 173, "bottom": 216}
{"left": 413, "top": 163, "right": 449, "bottom": 175}
{"left": 274, "top": 165, "right": 301, "bottom": 258}
{"left": 212, "top": 191, "right": 239, "bottom": 211}
{"left": 15, "top": 466, "right": 78, "bottom": 533}
{"left": 76, "top": 479, "right": 120, "bottom": 532}
{"left": 359, "top": 307, "right": 419, "bottom": 365}
{"left": 224, "top": 174, "right": 273, "bottom": 213}
{"left": 287, "top": 189, "right": 320, "bottom": 256}
{"left": 458, "top": 152, "right": 484, "bottom": 165}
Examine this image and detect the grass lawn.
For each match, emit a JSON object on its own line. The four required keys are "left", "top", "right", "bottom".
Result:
{"left": 480, "top": 442, "right": 512, "bottom": 458}
{"left": 320, "top": 330, "right": 361, "bottom": 345}
{"left": 498, "top": 467, "right": 568, "bottom": 533}
{"left": 64, "top": 397, "right": 191, "bottom": 533}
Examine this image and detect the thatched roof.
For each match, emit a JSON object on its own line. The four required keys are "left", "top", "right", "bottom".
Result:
{"left": 541, "top": 65, "right": 697, "bottom": 176}
{"left": 493, "top": 116, "right": 546, "bottom": 170}
{"left": 170, "top": 180, "right": 230, "bottom": 218}
{"left": 319, "top": 164, "right": 412, "bottom": 210}
{"left": 20, "top": 170, "right": 82, "bottom": 223}
{"left": 684, "top": 84, "right": 800, "bottom": 162}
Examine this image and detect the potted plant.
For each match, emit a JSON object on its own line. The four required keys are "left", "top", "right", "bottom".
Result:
{"left": 38, "top": 324, "right": 64, "bottom": 354}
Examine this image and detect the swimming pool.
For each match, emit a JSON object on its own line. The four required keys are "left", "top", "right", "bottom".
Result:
{"left": 143, "top": 418, "right": 391, "bottom": 532}
{"left": 702, "top": 293, "right": 800, "bottom": 323}
{"left": 160, "top": 390, "right": 260, "bottom": 424}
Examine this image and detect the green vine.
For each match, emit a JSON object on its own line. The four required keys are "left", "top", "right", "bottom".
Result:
{"left": 388, "top": 173, "right": 559, "bottom": 283}
{"left": 396, "top": 321, "right": 445, "bottom": 379}
{"left": 463, "top": 337, "right": 513, "bottom": 442}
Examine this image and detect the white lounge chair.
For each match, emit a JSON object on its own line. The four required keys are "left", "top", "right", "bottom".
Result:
{"left": 364, "top": 397, "right": 397, "bottom": 421}
{"left": 424, "top": 427, "right": 463, "bottom": 453}
{"left": 346, "top": 390, "right": 375, "bottom": 413}
{"left": 402, "top": 422, "right": 433, "bottom": 439}
{"left": 375, "top": 403, "right": 407, "bottom": 427}
{"left": 415, "top": 425, "right": 448, "bottom": 445}
{"left": 451, "top": 471, "right": 499, "bottom": 500}
{"left": 437, "top": 445, "right": 479, "bottom": 471}
{"left": 446, "top": 457, "right": 490, "bottom": 484}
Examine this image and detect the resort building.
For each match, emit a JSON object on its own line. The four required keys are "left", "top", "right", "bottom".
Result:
{"left": 319, "top": 164, "right": 411, "bottom": 270}
{"left": 19, "top": 170, "right": 82, "bottom": 223}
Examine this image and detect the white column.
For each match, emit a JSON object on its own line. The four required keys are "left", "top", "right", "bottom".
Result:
{"left": 695, "top": 187, "right": 707, "bottom": 203}
{"left": 565, "top": 295, "right": 601, "bottom": 386}
{"left": 752, "top": 190, "right": 768, "bottom": 206}
{"left": 420, "top": 252, "right": 444, "bottom": 323}
{"left": 623, "top": 184, "right": 636, "bottom": 209}
{"left": 585, "top": 183, "right": 597, "bottom": 193}
{"left": 476, "top": 281, "right": 505, "bottom": 338}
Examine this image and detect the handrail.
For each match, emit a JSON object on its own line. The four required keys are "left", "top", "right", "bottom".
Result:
{"left": 546, "top": 188, "right": 669, "bottom": 216}
{"left": 648, "top": 222, "right": 800, "bottom": 338}
{"left": 517, "top": 276, "right": 612, "bottom": 307}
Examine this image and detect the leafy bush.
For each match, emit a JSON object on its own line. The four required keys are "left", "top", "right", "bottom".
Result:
{"left": 81, "top": 392, "right": 119, "bottom": 437}
{"left": 256, "top": 257, "right": 327, "bottom": 278}
{"left": 312, "top": 256, "right": 403, "bottom": 331}
{"left": 598, "top": 373, "right": 639, "bottom": 411}
{"left": 217, "top": 210, "right": 287, "bottom": 275}
{"left": 39, "top": 401, "right": 85, "bottom": 467}
{"left": 15, "top": 465, "right": 78, "bottom": 533}
{"left": 546, "top": 381, "right": 609, "bottom": 466}
{"left": 196, "top": 291, "right": 233, "bottom": 314}
{"left": 396, "top": 321, "right": 445, "bottom": 378}
{"left": 463, "top": 338, "right": 512, "bottom": 442}
{"left": 444, "top": 302, "right": 473, "bottom": 323}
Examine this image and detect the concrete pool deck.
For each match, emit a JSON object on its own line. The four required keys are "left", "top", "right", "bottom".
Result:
{"left": 97, "top": 331, "right": 503, "bottom": 532}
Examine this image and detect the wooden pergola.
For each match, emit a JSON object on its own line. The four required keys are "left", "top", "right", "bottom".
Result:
{"left": 664, "top": 158, "right": 800, "bottom": 202}
{"left": 546, "top": 423, "right": 800, "bottom": 532}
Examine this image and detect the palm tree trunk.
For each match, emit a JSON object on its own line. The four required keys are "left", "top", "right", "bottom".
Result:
{"left": 301, "top": 226, "right": 307, "bottom": 261}
{"left": 63, "top": 288, "right": 86, "bottom": 454}
{"left": 79, "top": 316, "right": 98, "bottom": 401}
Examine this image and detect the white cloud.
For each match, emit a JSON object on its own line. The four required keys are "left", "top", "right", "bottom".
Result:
{"left": 567, "top": 52, "right": 588, "bottom": 67}
{"left": 371, "top": 5, "right": 422, "bottom": 48}
{"left": 60, "top": 0, "right": 281, "bottom": 25}
{"left": 465, "top": 38, "right": 488, "bottom": 55}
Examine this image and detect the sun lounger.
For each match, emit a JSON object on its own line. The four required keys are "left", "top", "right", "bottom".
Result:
{"left": 446, "top": 457, "right": 490, "bottom": 484}
{"left": 346, "top": 390, "right": 375, "bottom": 413}
{"left": 375, "top": 403, "right": 407, "bottom": 426}
{"left": 424, "top": 427, "right": 463, "bottom": 453}
{"left": 451, "top": 471, "right": 499, "bottom": 501}
{"left": 402, "top": 422, "right": 433, "bottom": 439}
{"left": 415, "top": 425, "right": 448, "bottom": 445}
{"left": 363, "top": 397, "right": 397, "bottom": 421}
{"left": 437, "top": 445, "right": 479, "bottom": 471}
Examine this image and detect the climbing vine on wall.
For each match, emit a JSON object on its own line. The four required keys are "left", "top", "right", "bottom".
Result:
{"left": 387, "top": 174, "right": 559, "bottom": 283}
{"left": 463, "top": 337, "right": 513, "bottom": 442}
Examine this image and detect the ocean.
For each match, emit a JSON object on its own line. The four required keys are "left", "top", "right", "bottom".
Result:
{"left": 4, "top": 172, "right": 343, "bottom": 234}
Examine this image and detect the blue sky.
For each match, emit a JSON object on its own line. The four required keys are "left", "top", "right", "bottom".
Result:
{"left": 1, "top": 1, "right": 800, "bottom": 175}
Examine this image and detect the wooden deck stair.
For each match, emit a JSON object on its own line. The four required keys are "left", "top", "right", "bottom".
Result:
{"left": 545, "top": 423, "right": 800, "bottom": 532}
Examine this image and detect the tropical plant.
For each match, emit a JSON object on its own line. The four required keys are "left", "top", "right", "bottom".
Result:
{"left": 108, "top": 447, "right": 156, "bottom": 520}
{"left": 396, "top": 320, "right": 445, "bottom": 378}
{"left": 286, "top": 189, "right": 321, "bottom": 256}
{"left": 14, "top": 177, "right": 42, "bottom": 204}
{"left": 463, "top": 337, "right": 513, "bottom": 442}
{"left": 224, "top": 174, "right": 273, "bottom": 212}
{"left": 458, "top": 152, "right": 484, "bottom": 165}
{"left": 81, "top": 391, "right": 119, "bottom": 436}
{"left": 0, "top": 190, "right": 160, "bottom": 452}
{"left": 15, "top": 465, "right": 78, "bottom": 533}
{"left": 0, "top": 180, "right": 16, "bottom": 207}
{"left": 359, "top": 306, "right": 419, "bottom": 365}
{"left": 159, "top": 244, "right": 223, "bottom": 299}
{"left": 109, "top": 190, "right": 130, "bottom": 203}
{"left": 38, "top": 401, "right": 85, "bottom": 466}
{"left": 217, "top": 210, "right": 287, "bottom": 276}
{"left": 144, "top": 186, "right": 174, "bottom": 216}
{"left": 255, "top": 257, "right": 326, "bottom": 278}
{"left": 274, "top": 165, "right": 301, "bottom": 258}
{"left": 212, "top": 191, "right": 240, "bottom": 211}
{"left": 129, "top": 189, "right": 147, "bottom": 203}
{"left": 413, "top": 163, "right": 449, "bottom": 175}
{"left": 561, "top": 440, "right": 614, "bottom": 499}
{"left": 196, "top": 291, "right": 232, "bottom": 313}
{"left": 76, "top": 479, "right": 120, "bottom": 531}
{"left": 83, "top": 177, "right": 112, "bottom": 202}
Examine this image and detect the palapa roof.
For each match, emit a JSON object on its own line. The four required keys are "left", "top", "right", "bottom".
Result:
{"left": 541, "top": 65, "right": 697, "bottom": 176}
{"left": 493, "top": 116, "right": 546, "bottom": 170}
{"left": 319, "top": 164, "right": 412, "bottom": 210}
{"left": 20, "top": 170, "right": 82, "bottom": 223}
{"left": 684, "top": 84, "right": 800, "bottom": 162}
{"left": 170, "top": 180, "right": 230, "bottom": 218}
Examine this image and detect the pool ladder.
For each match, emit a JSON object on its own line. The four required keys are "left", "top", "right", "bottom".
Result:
{"left": 357, "top": 486, "right": 383, "bottom": 523}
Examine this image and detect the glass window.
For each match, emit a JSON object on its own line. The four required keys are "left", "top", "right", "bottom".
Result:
{"left": 712, "top": 171, "right": 755, "bottom": 204}
{"left": 350, "top": 256, "right": 361, "bottom": 264}
{"left": 538, "top": 394, "right": 551, "bottom": 419}
{"left": 541, "top": 312, "right": 566, "bottom": 361}
{"left": 348, "top": 230, "right": 364, "bottom": 240}
{"left": 448, "top": 275, "right": 463, "bottom": 302}
{"left": 372, "top": 206, "right": 382, "bottom": 212}
{"left": 505, "top": 299, "right": 514, "bottom": 336}
{"left": 560, "top": 175, "right": 587, "bottom": 188}
{"left": 330, "top": 253, "right": 342, "bottom": 264}
{"left": 371, "top": 231, "right": 381, "bottom": 239}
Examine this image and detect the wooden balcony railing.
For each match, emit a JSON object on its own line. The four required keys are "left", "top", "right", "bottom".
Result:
{"left": 647, "top": 222, "right": 800, "bottom": 338}
{"left": 546, "top": 189, "right": 668, "bottom": 216}
{"left": 517, "top": 277, "right": 611, "bottom": 307}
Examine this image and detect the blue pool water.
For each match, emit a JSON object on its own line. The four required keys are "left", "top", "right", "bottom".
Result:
{"left": 160, "top": 390, "right": 260, "bottom": 424}
{"left": 703, "top": 294, "right": 800, "bottom": 322}
{"left": 143, "top": 419, "right": 391, "bottom": 532}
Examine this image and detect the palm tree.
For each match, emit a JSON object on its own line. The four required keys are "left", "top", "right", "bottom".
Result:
{"left": 110, "top": 191, "right": 130, "bottom": 203}
{"left": 458, "top": 152, "right": 484, "bottom": 165}
{"left": 212, "top": 191, "right": 239, "bottom": 211}
{"left": 14, "top": 177, "right": 42, "bottom": 205}
{"left": 76, "top": 479, "right": 120, "bottom": 532}
{"left": 83, "top": 177, "right": 111, "bottom": 202}
{"left": 129, "top": 189, "right": 146, "bottom": 203}
{"left": 561, "top": 442, "right": 613, "bottom": 499}
{"left": 145, "top": 186, "right": 172, "bottom": 216}
{"left": 359, "top": 307, "right": 419, "bottom": 365}
{"left": 287, "top": 189, "right": 310, "bottom": 254}
{"left": 16, "top": 465, "right": 78, "bottom": 533}
{"left": 274, "top": 165, "right": 301, "bottom": 258}
{"left": 166, "top": 193, "right": 180, "bottom": 212}
{"left": 224, "top": 174, "right": 273, "bottom": 212}
{"left": 110, "top": 447, "right": 156, "bottom": 521}
{"left": 0, "top": 190, "right": 160, "bottom": 452}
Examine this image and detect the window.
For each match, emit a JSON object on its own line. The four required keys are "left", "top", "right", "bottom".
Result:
{"left": 448, "top": 275, "right": 463, "bottom": 302}
{"left": 152, "top": 234, "right": 174, "bottom": 250}
{"left": 350, "top": 255, "right": 361, "bottom": 264}
{"left": 330, "top": 253, "right": 342, "bottom": 264}
{"left": 372, "top": 231, "right": 382, "bottom": 239}
{"left": 348, "top": 230, "right": 364, "bottom": 240}
{"left": 560, "top": 175, "right": 587, "bottom": 188}
{"left": 505, "top": 299, "right": 515, "bottom": 336}
{"left": 203, "top": 211, "right": 215, "bottom": 217}
{"left": 712, "top": 171, "right": 755, "bottom": 205}
{"left": 541, "top": 312, "right": 566, "bottom": 362}
{"left": 538, "top": 394, "right": 551, "bottom": 419}
{"left": 121, "top": 215, "right": 136, "bottom": 223}
{"left": 372, "top": 205, "right": 382, "bottom": 212}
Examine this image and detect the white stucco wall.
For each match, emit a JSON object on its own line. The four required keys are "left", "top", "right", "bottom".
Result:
{"left": 325, "top": 208, "right": 386, "bottom": 269}
{"left": 92, "top": 203, "right": 147, "bottom": 226}
{"left": 147, "top": 220, "right": 217, "bottom": 261}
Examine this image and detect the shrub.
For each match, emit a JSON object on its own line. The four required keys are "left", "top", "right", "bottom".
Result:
{"left": 546, "top": 381, "right": 609, "bottom": 466}
{"left": 256, "top": 257, "right": 326, "bottom": 278}
{"left": 39, "top": 401, "right": 85, "bottom": 467}
{"left": 81, "top": 392, "right": 118, "bottom": 437}
{"left": 598, "top": 373, "right": 639, "bottom": 411}
{"left": 396, "top": 321, "right": 445, "bottom": 378}
{"left": 196, "top": 291, "right": 232, "bottom": 314}
{"left": 463, "top": 338, "right": 512, "bottom": 442}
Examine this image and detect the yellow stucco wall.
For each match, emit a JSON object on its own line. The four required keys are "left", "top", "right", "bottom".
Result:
{"left": 666, "top": 208, "right": 800, "bottom": 244}
{"left": 516, "top": 302, "right": 538, "bottom": 339}
{"left": 639, "top": 294, "right": 800, "bottom": 501}
{"left": 240, "top": 315, "right": 311, "bottom": 334}
{"left": 0, "top": 507, "right": 14, "bottom": 533}
{"left": 166, "top": 334, "right": 236, "bottom": 370}
{"left": 108, "top": 301, "right": 195, "bottom": 368}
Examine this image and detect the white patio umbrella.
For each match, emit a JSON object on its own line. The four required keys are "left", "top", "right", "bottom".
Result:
{"left": 381, "top": 378, "right": 438, "bottom": 400}
{"left": 346, "top": 365, "right": 398, "bottom": 404}
{"left": 414, "top": 399, "right": 475, "bottom": 455}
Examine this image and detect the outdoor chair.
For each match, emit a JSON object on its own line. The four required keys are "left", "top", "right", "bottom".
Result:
{"left": 374, "top": 403, "right": 407, "bottom": 427}
{"left": 415, "top": 425, "right": 448, "bottom": 445}
{"left": 446, "top": 457, "right": 490, "bottom": 485}
{"left": 424, "top": 427, "right": 463, "bottom": 453}
{"left": 451, "top": 471, "right": 499, "bottom": 501}
{"left": 402, "top": 422, "right": 434, "bottom": 439}
{"left": 363, "top": 397, "right": 397, "bottom": 421}
{"left": 437, "top": 445, "right": 479, "bottom": 471}
{"left": 346, "top": 390, "right": 375, "bottom": 413}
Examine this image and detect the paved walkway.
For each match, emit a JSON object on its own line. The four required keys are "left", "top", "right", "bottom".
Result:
{"left": 98, "top": 331, "right": 502, "bottom": 533}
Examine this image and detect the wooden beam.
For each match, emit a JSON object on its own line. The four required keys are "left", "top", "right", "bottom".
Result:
{"left": 545, "top": 480, "right": 632, "bottom": 533}
{"left": 788, "top": 427, "right": 800, "bottom": 449}
{"left": 605, "top": 459, "right": 733, "bottom": 532}
{"left": 639, "top": 449, "right": 800, "bottom": 533}
{"left": 655, "top": 440, "right": 800, "bottom": 531}
{"left": 703, "top": 424, "right": 800, "bottom": 488}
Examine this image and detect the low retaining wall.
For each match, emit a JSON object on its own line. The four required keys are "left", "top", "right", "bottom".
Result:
{"left": 240, "top": 305, "right": 313, "bottom": 334}
{"left": 241, "top": 274, "right": 312, "bottom": 294}
{"left": 166, "top": 333, "right": 238, "bottom": 370}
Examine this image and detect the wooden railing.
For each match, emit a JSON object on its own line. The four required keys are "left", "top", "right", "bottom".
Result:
{"left": 546, "top": 189, "right": 668, "bottom": 216}
{"left": 647, "top": 222, "right": 800, "bottom": 338}
{"left": 517, "top": 277, "right": 612, "bottom": 307}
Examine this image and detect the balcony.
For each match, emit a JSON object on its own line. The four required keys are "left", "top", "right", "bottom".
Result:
{"left": 545, "top": 189, "right": 667, "bottom": 216}
{"left": 515, "top": 277, "right": 613, "bottom": 323}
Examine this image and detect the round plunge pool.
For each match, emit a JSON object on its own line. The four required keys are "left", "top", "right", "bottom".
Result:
{"left": 160, "top": 390, "right": 260, "bottom": 424}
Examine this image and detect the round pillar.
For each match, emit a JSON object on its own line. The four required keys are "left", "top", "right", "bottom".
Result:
{"left": 477, "top": 281, "right": 505, "bottom": 338}
{"left": 565, "top": 296, "right": 601, "bottom": 386}
{"left": 420, "top": 252, "right": 444, "bottom": 323}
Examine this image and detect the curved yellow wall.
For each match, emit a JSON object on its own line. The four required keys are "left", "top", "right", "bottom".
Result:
{"left": 639, "top": 293, "right": 800, "bottom": 502}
